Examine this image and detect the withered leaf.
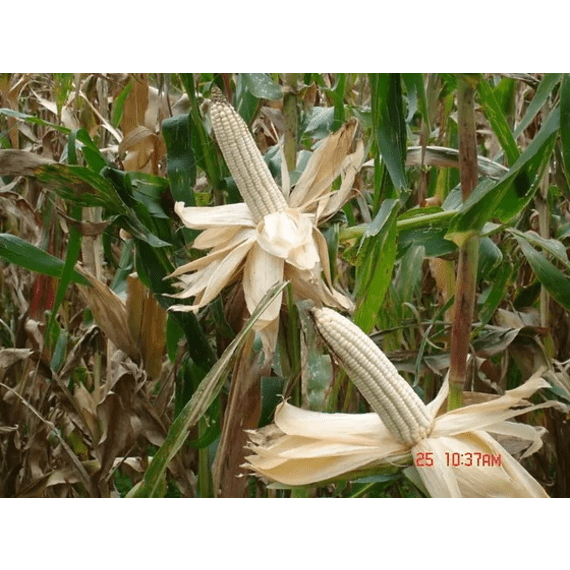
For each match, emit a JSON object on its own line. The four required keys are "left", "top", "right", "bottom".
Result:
{"left": 0, "top": 149, "right": 55, "bottom": 176}
{"left": 76, "top": 270, "right": 140, "bottom": 362}
{"left": 126, "top": 273, "right": 166, "bottom": 378}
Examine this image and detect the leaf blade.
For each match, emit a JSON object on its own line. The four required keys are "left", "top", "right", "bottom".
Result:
{"left": 516, "top": 237, "right": 570, "bottom": 311}
{"left": 353, "top": 199, "right": 399, "bottom": 333}
{"left": 0, "top": 234, "right": 89, "bottom": 285}
{"left": 370, "top": 74, "right": 408, "bottom": 193}
{"left": 477, "top": 78, "right": 520, "bottom": 165}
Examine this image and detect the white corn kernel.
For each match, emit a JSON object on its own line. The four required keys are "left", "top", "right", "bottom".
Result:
{"left": 210, "top": 86, "right": 287, "bottom": 222}
{"left": 312, "top": 307, "right": 433, "bottom": 445}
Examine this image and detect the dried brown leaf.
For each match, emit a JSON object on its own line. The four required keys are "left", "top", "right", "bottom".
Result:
{"left": 0, "top": 188, "right": 43, "bottom": 241}
{"left": 121, "top": 74, "right": 150, "bottom": 135}
{"left": 0, "top": 149, "right": 55, "bottom": 176}
{"left": 118, "top": 125, "right": 155, "bottom": 155}
{"left": 59, "top": 324, "right": 99, "bottom": 380}
{"left": 87, "top": 361, "right": 170, "bottom": 489}
{"left": 213, "top": 332, "right": 269, "bottom": 497}
{"left": 0, "top": 348, "right": 33, "bottom": 380}
{"left": 0, "top": 74, "right": 28, "bottom": 149}
{"left": 31, "top": 88, "right": 80, "bottom": 130}
{"left": 76, "top": 270, "right": 140, "bottom": 363}
{"left": 15, "top": 467, "right": 82, "bottom": 498}
{"left": 72, "top": 382, "right": 101, "bottom": 442}
{"left": 126, "top": 273, "right": 166, "bottom": 378}
{"left": 96, "top": 391, "right": 134, "bottom": 479}
{"left": 0, "top": 378, "right": 96, "bottom": 495}
{"left": 78, "top": 89, "right": 122, "bottom": 143}
{"left": 428, "top": 257, "right": 456, "bottom": 323}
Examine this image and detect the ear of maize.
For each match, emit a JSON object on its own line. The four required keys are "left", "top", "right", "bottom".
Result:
{"left": 311, "top": 307, "right": 433, "bottom": 445}
{"left": 210, "top": 86, "right": 287, "bottom": 223}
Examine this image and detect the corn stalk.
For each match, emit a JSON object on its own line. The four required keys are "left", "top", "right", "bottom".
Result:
{"left": 448, "top": 75, "right": 480, "bottom": 410}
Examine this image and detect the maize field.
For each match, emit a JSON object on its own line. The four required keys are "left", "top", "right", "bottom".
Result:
{"left": 1, "top": 73, "right": 570, "bottom": 504}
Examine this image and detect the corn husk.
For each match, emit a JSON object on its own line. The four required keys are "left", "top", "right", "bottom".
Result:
{"left": 245, "top": 373, "right": 565, "bottom": 497}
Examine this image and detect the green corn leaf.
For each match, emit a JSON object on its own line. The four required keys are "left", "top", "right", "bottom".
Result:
{"left": 513, "top": 73, "right": 562, "bottom": 138}
{"left": 370, "top": 74, "right": 408, "bottom": 193}
{"left": 478, "top": 262, "right": 513, "bottom": 325}
{"left": 0, "top": 107, "right": 70, "bottom": 135}
{"left": 45, "top": 132, "right": 85, "bottom": 346}
{"left": 50, "top": 327, "right": 68, "bottom": 372}
{"left": 241, "top": 73, "right": 283, "bottom": 101}
{"left": 478, "top": 236, "right": 503, "bottom": 279}
{"left": 0, "top": 234, "right": 89, "bottom": 285}
{"left": 260, "top": 376, "right": 286, "bottom": 426}
{"left": 303, "top": 107, "right": 335, "bottom": 139}
{"left": 101, "top": 168, "right": 172, "bottom": 247}
{"left": 0, "top": 148, "right": 123, "bottom": 211}
{"left": 516, "top": 237, "right": 570, "bottom": 311}
{"left": 398, "top": 223, "right": 456, "bottom": 259}
{"left": 178, "top": 74, "right": 222, "bottom": 191}
{"left": 119, "top": 215, "right": 171, "bottom": 248}
{"left": 73, "top": 128, "right": 110, "bottom": 173}
{"left": 36, "top": 163, "right": 126, "bottom": 211}
{"left": 560, "top": 74, "right": 570, "bottom": 186}
{"left": 312, "top": 73, "right": 347, "bottom": 129}
{"left": 492, "top": 76, "right": 517, "bottom": 127}
{"left": 446, "top": 106, "right": 560, "bottom": 246}
{"left": 128, "top": 172, "right": 170, "bottom": 219}
{"left": 321, "top": 222, "right": 341, "bottom": 284}
{"left": 353, "top": 199, "right": 399, "bottom": 334}
{"left": 402, "top": 73, "right": 429, "bottom": 132}
{"left": 176, "top": 360, "right": 221, "bottom": 449}
{"left": 111, "top": 81, "right": 133, "bottom": 128}
{"left": 394, "top": 243, "right": 425, "bottom": 307}
{"left": 165, "top": 314, "right": 184, "bottom": 363}
{"left": 477, "top": 78, "right": 520, "bottom": 165}
{"left": 414, "top": 296, "right": 455, "bottom": 385}
{"left": 234, "top": 75, "right": 261, "bottom": 124}
{"left": 509, "top": 228, "right": 570, "bottom": 269}
{"left": 135, "top": 240, "right": 215, "bottom": 369}
{"left": 162, "top": 113, "right": 196, "bottom": 205}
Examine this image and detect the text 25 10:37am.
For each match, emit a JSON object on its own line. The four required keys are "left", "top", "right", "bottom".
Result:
{"left": 415, "top": 451, "right": 502, "bottom": 467}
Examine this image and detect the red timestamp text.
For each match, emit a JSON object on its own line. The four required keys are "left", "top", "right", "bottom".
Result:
{"left": 415, "top": 451, "right": 502, "bottom": 468}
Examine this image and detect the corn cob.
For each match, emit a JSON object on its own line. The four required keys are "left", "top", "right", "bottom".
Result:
{"left": 312, "top": 307, "right": 433, "bottom": 445}
{"left": 210, "top": 86, "right": 287, "bottom": 223}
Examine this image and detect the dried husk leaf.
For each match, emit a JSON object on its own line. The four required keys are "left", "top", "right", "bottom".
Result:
{"left": 15, "top": 467, "right": 83, "bottom": 498}
{"left": 174, "top": 202, "right": 256, "bottom": 230}
{"left": 168, "top": 229, "right": 255, "bottom": 279}
{"left": 246, "top": 373, "right": 565, "bottom": 496}
{"left": 289, "top": 119, "right": 358, "bottom": 210}
{"left": 242, "top": 243, "right": 285, "bottom": 329}
{"left": 171, "top": 238, "right": 256, "bottom": 309}
{"left": 319, "top": 140, "right": 365, "bottom": 221}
